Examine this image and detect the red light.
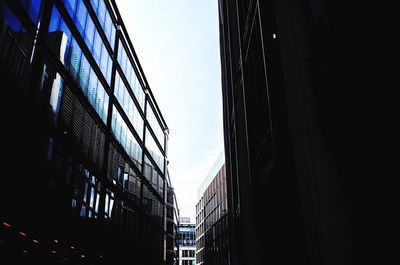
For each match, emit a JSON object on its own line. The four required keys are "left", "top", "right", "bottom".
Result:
{"left": 2, "top": 222, "right": 12, "bottom": 228}
{"left": 19, "top": 232, "right": 27, "bottom": 237}
{"left": 33, "top": 239, "right": 39, "bottom": 244}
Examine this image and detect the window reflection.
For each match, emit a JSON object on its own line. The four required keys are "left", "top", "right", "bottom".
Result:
{"left": 147, "top": 104, "right": 165, "bottom": 149}
{"left": 61, "top": 0, "right": 113, "bottom": 85}
{"left": 18, "top": 0, "right": 42, "bottom": 24}
{"left": 144, "top": 156, "right": 164, "bottom": 197}
{"left": 114, "top": 71, "right": 144, "bottom": 139}
{"left": 89, "top": 0, "right": 115, "bottom": 47}
{"left": 49, "top": 73, "right": 64, "bottom": 121}
{"left": 117, "top": 41, "right": 145, "bottom": 109}
{"left": 111, "top": 107, "right": 143, "bottom": 167}
{"left": 48, "top": 5, "right": 109, "bottom": 124}
{"left": 145, "top": 128, "right": 164, "bottom": 171}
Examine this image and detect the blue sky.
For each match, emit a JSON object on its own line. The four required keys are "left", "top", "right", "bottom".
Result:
{"left": 115, "top": 0, "right": 224, "bottom": 221}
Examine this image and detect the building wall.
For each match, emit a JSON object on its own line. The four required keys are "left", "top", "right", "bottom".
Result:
{"left": 166, "top": 185, "right": 180, "bottom": 265}
{"left": 218, "top": 0, "right": 392, "bottom": 265}
{"left": 0, "top": 1, "right": 177, "bottom": 264}
{"left": 196, "top": 162, "right": 229, "bottom": 265}
{"left": 177, "top": 218, "right": 195, "bottom": 265}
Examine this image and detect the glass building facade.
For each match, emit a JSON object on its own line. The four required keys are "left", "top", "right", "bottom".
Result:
{"left": 0, "top": 0, "right": 178, "bottom": 264}
{"left": 177, "top": 218, "right": 196, "bottom": 265}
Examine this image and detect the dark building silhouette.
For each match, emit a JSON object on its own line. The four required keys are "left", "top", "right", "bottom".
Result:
{"left": 0, "top": 0, "right": 178, "bottom": 264}
{"left": 166, "top": 183, "right": 180, "bottom": 265}
{"left": 218, "top": 1, "right": 393, "bottom": 265}
{"left": 196, "top": 153, "right": 230, "bottom": 265}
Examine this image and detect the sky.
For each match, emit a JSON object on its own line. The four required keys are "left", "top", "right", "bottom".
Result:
{"left": 115, "top": 0, "right": 224, "bottom": 221}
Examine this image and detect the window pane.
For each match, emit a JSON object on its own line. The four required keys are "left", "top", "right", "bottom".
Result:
{"left": 18, "top": 0, "right": 42, "bottom": 24}
{"left": 75, "top": 0, "right": 87, "bottom": 35}
{"left": 85, "top": 16, "right": 95, "bottom": 50}
{"left": 63, "top": 0, "right": 77, "bottom": 15}
{"left": 48, "top": 6, "right": 61, "bottom": 32}
{"left": 69, "top": 39, "right": 81, "bottom": 80}
{"left": 92, "top": 31, "right": 102, "bottom": 62}
{"left": 78, "top": 55, "right": 90, "bottom": 93}
{"left": 49, "top": 73, "right": 64, "bottom": 118}
{"left": 105, "top": 193, "right": 109, "bottom": 215}
{"left": 97, "top": 0, "right": 106, "bottom": 26}
{"left": 111, "top": 107, "right": 142, "bottom": 166}
{"left": 89, "top": 0, "right": 99, "bottom": 11}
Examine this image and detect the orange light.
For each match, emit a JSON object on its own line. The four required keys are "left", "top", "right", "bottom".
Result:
{"left": 70, "top": 246, "right": 75, "bottom": 250}
{"left": 32, "top": 239, "right": 39, "bottom": 244}
{"left": 19, "top": 232, "right": 27, "bottom": 237}
{"left": 2, "top": 222, "right": 12, "bottom": 228}
{"left": 54, "top": 239, "right": 58, "bottom": 243}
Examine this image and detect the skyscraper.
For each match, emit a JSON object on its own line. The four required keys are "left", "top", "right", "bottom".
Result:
{"left": 0, "top": 0, "right": 178, "bottom": 264}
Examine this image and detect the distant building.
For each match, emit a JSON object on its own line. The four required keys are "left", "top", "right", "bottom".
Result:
{"left": 177, "top": 217, "right": 196, "bottom": 265}
{"left": 196, "top": 153, "right": 229, "bottom": 265}
{"left": 0, "top": 1, "right": 178, "bottom": 264}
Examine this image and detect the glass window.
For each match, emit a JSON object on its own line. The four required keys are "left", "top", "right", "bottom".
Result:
{"left": 75, "top": 0, "right": 88, "bottom": 35}
{"left": 90, "top": 187, "right": 95, "bottom": 207}
{"left": 97, "top": 0, "right": 106, "bottom": 27}
{"left": 126, "top": 64, "right": 132, "bottom": 86}
{"left": 97, "top": 82, "right": 108, "bottom": 123}
{"left": 106, "top": 55, "right": 113, "bottom": 84}
{"left": 49, "top": 73, "right": 64, "bottom": 118}
{"left": 89, "top": 0, "right": 99, "bottom": 11}
{"left": 145, "top": 129, "right": 164, "bottom": 171}
{"left": 109, "top": 193, "right": 114, "bottom": 216}
{"left": 117, "top": 41, "right": 145, "bottom": 110}
{"left": 104, "top": 11, "right": 111, "bottom": 41}
{"left": 78, "top": 54, "right": 90, "bottom": 94}
{"left": 84, "top": 16, "right": 95, "bottom": 49}
{"left": 63, "top": 0, "right": 77, "bottom": 15}
{"left": 18, "top": 0, "right": 42, "bottom": 24}
{"left": 112, "top": 107, "right": 143, "bottom": 166}
{"left": 114, "top": 71, "right": 144, "bottom": 139}
{"left": 87, "top": 67, "right": 97, "bottom": 98}
{"left": 120, "top": 47, "right": 127, "bottom": 72}
{"left": 48, "top": 6, "right": 61, "bottom": 32}
{"left": 105, "top": 193, "right": 109, "bottom": 216}
{"left": 1, "top": 2, "right": 34, "bottom": 56}
{"left": 83, "top": 181, "right": 88, "bottom": 202}
{"left": 96, "top": 85, "right": 104, "bottom": 119}
{"left": 123, "top": 172, "right": 128, "bottom": 189}
{"left": 71, "top": 198, "right": 77, "bottom": 208}
{"left": 80, "top": 205, "right": 86, "bottom": 217}
{"left": 92, "top": 31, "right": 102, "bottom": 62}
{"left": 69, "top": 38, "right": 81, "bottom": 80}
{"left": 110, "top": 24, "right": 116, "bottom": 48}
{"left": 103, "top": 90, "right": 109, "bottom": 122}
{"left": 94, "top": 0, "right": 115, "bottom": 47}
{"left": 147, "top": 105, "right": 165, "bottom": 149}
